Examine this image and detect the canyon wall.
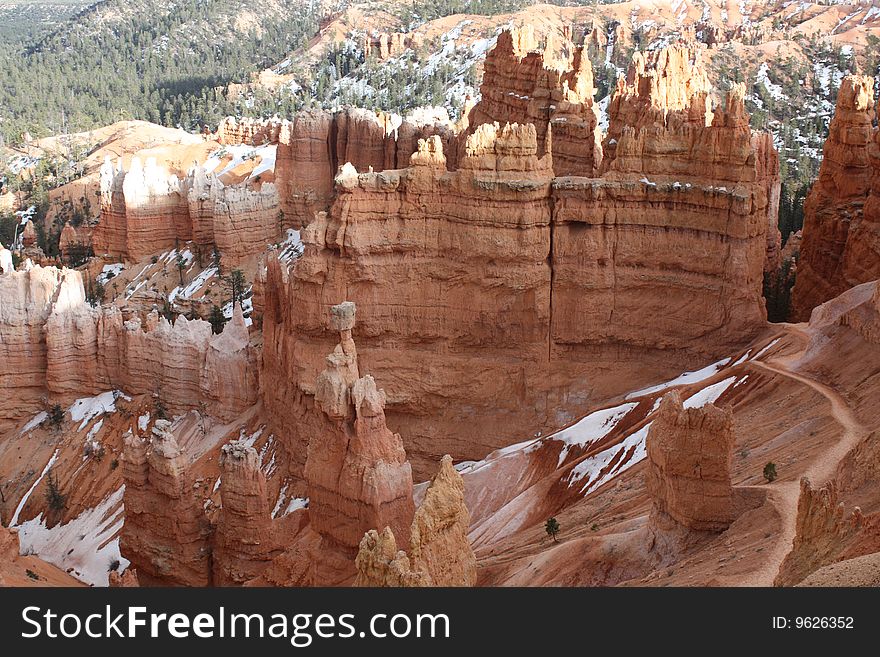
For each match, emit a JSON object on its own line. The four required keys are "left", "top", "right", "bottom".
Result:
{"left": 792, "top": 75, "right": 880, "bottom": 320}
{"left": 45, "top": 300, "right": 258, "bottom": 421}
{"left": 121, "top": 421, "right": 213, "bottom": 586}
{"left": 263, "top": 38, "right": 775, "bottom": 478}
{"left": 93, "top": 156, "right": 282, "bottom": 266}
{"left": 275, "top": 107, "right": 458, "bottom": 227}
{"left": 0, "top": 264, "right": 84, "bottom": 425}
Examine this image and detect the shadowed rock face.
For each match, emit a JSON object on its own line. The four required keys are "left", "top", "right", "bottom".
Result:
{"left": 792, "top": 75, "right": 880, "bottom": 320}
{"left": 304, "top": 302, "right": 416, "bottom": 586}
{"left": 646, "top": 391, "right": 735, "bottom": 533}
{"left": 120, "top": 421, "right": 212, "bottom": 586}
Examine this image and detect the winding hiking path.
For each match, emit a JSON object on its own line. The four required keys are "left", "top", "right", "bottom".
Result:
{"left": 739, "top": 333, "right": 869, "bottom": 586}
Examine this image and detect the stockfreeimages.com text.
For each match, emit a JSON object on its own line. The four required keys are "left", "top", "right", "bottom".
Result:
{"left": 21, "top": 606, "right": 450, "bottom": 646}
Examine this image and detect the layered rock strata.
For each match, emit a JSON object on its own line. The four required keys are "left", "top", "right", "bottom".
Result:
{"left": 0, "top": 264, "right": 84, "bottom": 424}
{"left": 45, "top": 301, "right": 257, "bottom": 421}
{"left": 120, "top": 422, "right": 212, "bottom": 586}
{"left": 275, "top": 107, "right": 458, "bottom": 226}
{"left": 264, "top": 41, "right": 775, "bottom": 473}
{"left": 792, "top": 75, "right": 880, "bottom": 320}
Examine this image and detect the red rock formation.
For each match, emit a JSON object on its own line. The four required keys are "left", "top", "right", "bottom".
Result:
{"left": 303, "top": 302, "right": 416, "bottom": 585}
{"left": 363, "top": 32, "right": 423, "bottom": 61}
{"left": 186, "top": 166, "right": 282, "bottom": 267}
{"left": 94, "top": 155, "right": 282, "bottom": 264}
{"left": 215, "top": 117, "right": 282, "bottom": 146}
{"left": 120, "top": 422, "right": 212, "bottom": 586}
{"left": 108, "top": 569, "right": 140, "bottom": 587}
{"left": 775, "top": 478, "right": 867, "bottom": 586}
{"left": 266, "top": 57, "right": 774, "bottom": 474}
{"left": 355, "top": 454, "right": 476, "bottom": 587}
{"left": 792, "top": 75, "right": 878, "bottom": 320}
{"left": 275, "top": 108, "right": 458, "bottom": 227}
{"left": 20, "top": 221, "right": 36, "bottom": 248}
{"left": 58, "top": 223, "right": 81, "bottom": 263}
{"left": 646, "top": 392, "right": 736, "bottom": 532}
{"left": 0, "top": 264, "right": 84, "bottom": 425}
{"left": 469, "top": 26, "right": 601, "bottom": 176}
{"left": 45, "top": 302, "right": 257, "bottom": 421}
{"left": 213, "top": 440, "right": 280, "bottom": 585}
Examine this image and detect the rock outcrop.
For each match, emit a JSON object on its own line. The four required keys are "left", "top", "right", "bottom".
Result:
{"left": 646, "top": 392, "right": 736, "bottom": 532}
{"left": 355, "top": 454, "right": 476, "bottom": 587}
{"left": 775, "top": 478, "right": 866, "bottom": 586}
{"left": 213, "top": 440, "right": 280, "bottom": 585}
{"left": 108, "top": 569, "right": 140, "bottom": 587}
{"left": 275, "top": 107, "right": 457, "bottom": 227}
{"left": 187, "top": 166, "right": 282, "bottom": 266}
{"left": 792, "top": 75, "right": 879, "bottom": 320}
{"left": 45, "top": 301, "right": 257, "bottom": 421}
{"left": 215, "top": 117, "right": 282, "bottom": 146}
{"left": 120, "top": 422, "right": 212, "bottom": 586}
{"left": 0, "top": 244, "right": 12, "bottom": 274}
{"left": 0, "top": 264, "right": 84, "bottom": 424}
{"left": 303, "top": 302, "right": 416, "bottom": 585}
{"left": 94, "top": 155, "right": 282, "bottom": 265}
{"left": 468, "top": 25, "right": 602, "bottom": 176}
{"left": 265, "top": 38, "right": 775, "bottom": 476}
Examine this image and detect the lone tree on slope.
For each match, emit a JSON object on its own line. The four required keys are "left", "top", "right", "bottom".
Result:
{"left": 545, "top": 517, "right": 560, "bottom": 543}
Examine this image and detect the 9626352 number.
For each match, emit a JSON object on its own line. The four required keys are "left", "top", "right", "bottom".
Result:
{"left": 795, "top": 617, "right": 854, "bottom": 629}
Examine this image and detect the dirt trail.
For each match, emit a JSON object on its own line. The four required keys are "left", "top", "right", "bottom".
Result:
{"left": 739, "top": 331, "right": 869, "bottom": 586}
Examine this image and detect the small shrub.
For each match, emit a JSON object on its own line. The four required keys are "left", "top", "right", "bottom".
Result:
{"left": 26, "top": 569, "right": 40, "bottom": 581}
{"left": 45, "top": 470, "right": 67, "bottom": 511}
{"left": 108, "top": 559, "right": 120, "bottom": 572}
{"left": 763, "top": 462, "right": 778, "bottom": 483}
{"left": 545, "top": 517, "right": 560, "bottom": 543}
{"left": 45, "top": 403, "right": 64, "bottom": 430}
{"left": 110, "top": 459, "right": 119, "bottom": 470}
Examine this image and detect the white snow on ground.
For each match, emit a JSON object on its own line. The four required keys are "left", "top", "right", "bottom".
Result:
{"left": 16, "top": 487, "right": 129, "bottom": 587}
{"left": 626, "top": 358, "right": 732, "bottom": 399}
{"left": 10, "top": 449, "right": 60, "bottom": 525}
{"left": 752, "top": 337, "right": 781, "bottom": 360}
{"left": 249, "top": 145, "right": 277, "bottom": 179}
{"left": 96, "top": 263, "right": 124, "bottom": 285}
{"left": 683, "top": 376, "right": 738, "bottom": 409}
{"left": 138, "top": 412, "right": 150, "bottom": 432}
{"left": 596, "top": 95, "right": 610, "bottom": 134}
{"left": 271, "top": 483, "right": 289, "bottom": 519}
{"left": 69, "top": 391, "right": 124, "bottom": 431}
{"left": 85, "top": 419, "right": 104, "bottom": 443}
{"left": 566, "top": 423, "right": 651, "bottom": 495}
{"left": 203, "top": 144, "right": 276, "bottom": 181}
{"left": 284, "top": 497, "right": 308, "bottom": 516}
{"left": 757, "top": 62, "right": 786, "bottom": 101}
{"left": 278, "top": 228, "right": 303, "bottom": 263}
{"left": 549, "top": 402, "right": 639, "bottom": 466}
{"left": 272, "top": 485, "right": 309, "bottom": 519}
{"left": 19, "top": 411, "right": 47, "bottom": 435}
{"left": 168, "top": 266, "right": 217, "bottom": 303}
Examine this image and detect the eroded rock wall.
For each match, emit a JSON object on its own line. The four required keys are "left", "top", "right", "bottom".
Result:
{"left": 792, "top": 75, "right": 879, "bottom": 320}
